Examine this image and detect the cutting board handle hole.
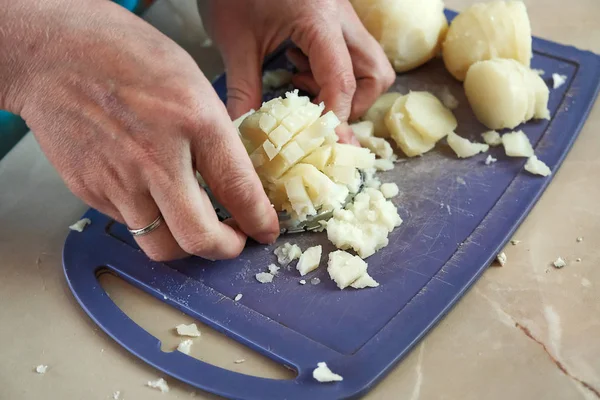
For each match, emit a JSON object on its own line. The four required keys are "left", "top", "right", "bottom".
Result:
{"left": 98, "top": 272, "right": 297, "bottom": 381}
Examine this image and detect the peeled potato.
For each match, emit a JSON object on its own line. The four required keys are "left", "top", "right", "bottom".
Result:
{"left": 385, "top": 91, "right": 456, "bottom": 157}
{"left": 363, "top": 92, "right": 402, "bottom": 138}
{"left": 385, "top": 95, "right": 435, "bottom": 157}
{"left": 404, "top": 91, "right": 457, "bottom": 142}
{"left": 464, "top": 59, "right": 550, "bottom": 130}
{"left": 351, "top": 0, "right": 448, "bottom": 73}
{"left": 442, "top": 1, "right": 532, "bottom": 81}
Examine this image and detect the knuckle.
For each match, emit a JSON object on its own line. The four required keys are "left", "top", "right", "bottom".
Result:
{"left": 337, "top": 73, "right": 357, "bottom": 97}
{"left": 178, "top": 231, "right": 220, "bottom": 258}
{"left": 381, "top": 63, "right": 396, "bottom": 89}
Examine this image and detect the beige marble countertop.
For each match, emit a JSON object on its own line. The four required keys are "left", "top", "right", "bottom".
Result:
{"left": 1, "top": 0, "right": 599, "bottom": 399}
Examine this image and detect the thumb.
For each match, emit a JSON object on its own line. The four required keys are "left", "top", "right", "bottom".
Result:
{"left": 222, "top": 41, "right": 263, "bottom": 119}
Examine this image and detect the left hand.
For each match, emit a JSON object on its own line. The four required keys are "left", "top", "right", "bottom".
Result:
{"left": 198, "top": 0, "right": 395, "bottom": 143}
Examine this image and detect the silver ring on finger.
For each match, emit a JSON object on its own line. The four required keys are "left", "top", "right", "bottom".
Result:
{"left": 128, "top": 214, "right": 164, "bottom": 237}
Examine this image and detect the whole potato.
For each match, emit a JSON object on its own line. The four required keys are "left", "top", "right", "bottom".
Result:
{"left": 351, "top": 0, "right": 448, "bottom": 73}
{"left": 442, "top": 1, "right": 532, "bottom": 81}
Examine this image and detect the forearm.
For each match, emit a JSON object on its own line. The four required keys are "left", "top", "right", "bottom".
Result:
{"left": 0, "top": 1, "right": 35, "bottom": 114}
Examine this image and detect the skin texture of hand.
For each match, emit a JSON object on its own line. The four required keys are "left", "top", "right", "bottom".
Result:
{"left": 198, "top": 0, "right": 396, "bottom": 144}
{"left": 0, "top": 0, "right": 280, "bottom": 261}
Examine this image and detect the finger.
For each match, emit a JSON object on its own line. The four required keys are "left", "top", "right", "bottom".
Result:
{"left": 336, "top": 122, "right": 361, "bottom": 146}
{"left": 149, "top": 164, "right": 249, "bottom": 260}
{"left": 118, "top": 194, "right": 189, "bottom": 262}
{"left": 221, "top": 39, "right": 263, "bottom": 119}
{"left": 291, "top": 18, "right": 356, "bottom": 122}
{"left": 292, "top": 72, "right": 319, "bottom": 96}
{"left": 190, "top": 107, "right": 280, "bottom": 245}
{"left": 339, "top": 2, "right": 396, "bottom": 120}
{"left": 285, "top": 48, "right": 311, "bottom": 72}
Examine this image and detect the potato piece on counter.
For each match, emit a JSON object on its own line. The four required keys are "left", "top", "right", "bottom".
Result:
{"left": 351, "top": 0, "right": 448, "bottom": 73}
{"left": 442, "top": 0, "right": 532, "bottom": 81}
{"left": 464, "top": 59, "right": 550, "bottom": 130}
{"left": 363, "top": 92, "right": 402, "bottom": 138}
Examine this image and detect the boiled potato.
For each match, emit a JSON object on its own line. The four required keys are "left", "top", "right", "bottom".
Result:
{"left": 442, "top": 1, "right": 532, "bottom": 81}
{"left": 385, "top": 91, "right": 456, "bottom": 157}
{"left": 351, "top": 0, "right": 448, "bottom": 73}
{"left": 385, "top": 95, "right": 435, "bottom": 157}
{"left": 464, "top": 59, "right": 550, "bottom": 130}
{"left": 404, "top": 91, "right": 457, "bottom": 142}
{"left": 363, "top": 92, "right": 402, "bottom": 138}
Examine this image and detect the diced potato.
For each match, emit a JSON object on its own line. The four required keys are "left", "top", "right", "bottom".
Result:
{"left": 296, "top": 245, "right": 322, "bottom": 276}
{"left": 284, "top": 176, "right": 317, "bottom": 221}
{"left": 327, "top": 250, "right": 368, "bottom": 289}
{"left": 330, "top": 143, "right": 376, "bottom": 169}
{"left": 262, "top": 140, "right": 279, "bottom": 160}
{"left": 302, "top": 145, "right": 333, "bottom": 170}
{"left": 268, "top": 125, "right": 293, "bottom": 149}
{"left": 380, "top": 182, "right": 399, "bottom": 198}
{"left": 324, "top": 166, "right": 360, "bottom": 186}
{"left": 374, "top": 158, "right": 394, "bottom": 171}
{"left": 326, "top": 188, "right": 402, "bottom": 258}
{"left": 447, "top": 132, "right": 489, "bottom": 158}
{"left": 274, "top": 243, "right": 302, "bottom": 266}
{"left": 405, "top": 91, "right": 457, "bottom": 142}
{"left": 502, "top": 130, "right": 534, "bottom": 157}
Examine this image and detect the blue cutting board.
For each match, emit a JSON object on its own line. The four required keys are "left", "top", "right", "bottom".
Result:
{"left": 63, "top": 11, "right": 600, "bottom": 400}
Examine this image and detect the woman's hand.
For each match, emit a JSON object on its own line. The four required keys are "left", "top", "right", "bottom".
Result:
{"left": 2, "top": 0, "right": 279, "bottom": 261}
{"left": 199, "top": 0, "right": 396, "bottom": 142}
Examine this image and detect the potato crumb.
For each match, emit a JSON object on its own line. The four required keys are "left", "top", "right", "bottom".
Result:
{"left": 496, "top": 252, "right": 507, "bottom": 267}
{"left": 268, "top": 264, "right": 280, "bottom": 275}
{"left": 310, "top": 277, "right": 321, "bottom": 285}
{"left": 481, "top": 130, "right": 502, "bottom": 146}
{"left": 177, "top": 339, "right": 193, "bottom": 355}
{"left": 553, "top": 257, "right": 566, "bottom": 269}
{"left": 69, "top": 218, "right": 91, "bottom": 232}
{"left": 35, "top": 365, "right": 48, "bottom": 374}
{"left": 525, "top": 156, "right": 551, "bottom": 177}
{"left": 380, "top": 183, "right": 399, "bottom": 199}
{"left": 234, "top": 293, "right": 243, "bottom": 302}
{"left": 552, "top": 73, "right": 567, "bottom": 89}
{"left": 299, "top": 279, "right": 306, "bottom": 285}
{"left": 485, "top": 155, "right": 497, "bottom": 165}
{"left": 447, "top": 132, "right": 489, "bottom": 158}
{"left": 147, "top": 378, "right": 170, "bottom": 393}
{"left": 511, "top": 240, "right": 521, "bottom": 245}
{"left": 577, "top": 237, "right": 584, "bottom": 243}
{"left": 255, "top": 272, "right": 274, "bottom": 283}
{"left": 175, "top": 323, "right": 201, "bottom": 337}
{"left": 113, "top": 391, "right": 121, "bottom": 400}
{"left": 234, "top": 359, "right": 246, "bottom": 364}
{"left": 313, "top": 362, "right": 343, "bottom": 383}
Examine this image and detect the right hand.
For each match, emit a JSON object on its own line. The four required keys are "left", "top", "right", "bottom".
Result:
{"left": 2, "top": 0, "right": 279, "bottom": 261}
